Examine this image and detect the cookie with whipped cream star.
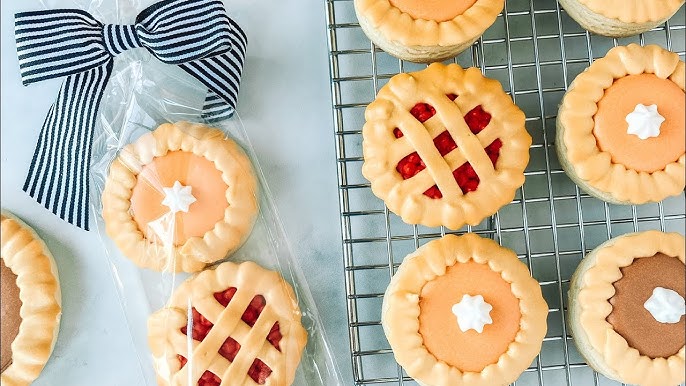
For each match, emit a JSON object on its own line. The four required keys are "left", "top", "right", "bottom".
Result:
{"left": 568, "top": 231, "right": 685, "bottom": 386}
{"left": 102, "top": 122, "right": 259, "bottom": 272}
{"left": 556, "top": 44, "right": 685, "bottom": 204}
{"left": 382, "top": 233, "right": 548, "bottom": 386}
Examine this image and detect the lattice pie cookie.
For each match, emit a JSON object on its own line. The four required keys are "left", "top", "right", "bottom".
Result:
{"left": 363, "top": 63, "right": 531, "bottom": 229}
{"left": 148, "top": 261, "right": 307, "bottom": 386}
{"left": 1, "top": 211, "right": 61, "bottom": 386}
{"left": 382, "top": 233, "right": 547, "bottom": 385}
{"left": 102, "top": 122, "right": 259, "bottom": 273}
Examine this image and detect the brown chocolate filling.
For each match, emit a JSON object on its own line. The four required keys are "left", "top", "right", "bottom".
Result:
{"left": 1, "top": 258, "right": 22, "bottom": 372}
{"left": 607, "top": 253, "right": 685, "bottom": 358}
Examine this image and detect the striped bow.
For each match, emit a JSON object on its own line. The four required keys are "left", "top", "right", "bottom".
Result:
{"left": 15, "top": 0, "right": 247, "bottom": 230}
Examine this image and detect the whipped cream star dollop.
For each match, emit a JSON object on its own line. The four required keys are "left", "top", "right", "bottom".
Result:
{"left": 625, "top": 103, "right": 665, "bottom": 140}
{"left": 451, "top": 294, "right": 493, "bottom": 333}
{"left": 161, "top": 181, "right": 197, "bottom": 213}
{"left": 644, "top": 287, "right": 686, "bottom": 324}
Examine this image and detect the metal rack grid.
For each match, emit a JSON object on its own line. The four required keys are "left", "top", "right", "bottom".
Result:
{"left": 324, "top": 0, "right": 686, "bottom": 384}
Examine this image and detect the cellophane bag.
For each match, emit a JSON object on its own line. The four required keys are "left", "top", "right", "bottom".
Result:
{"left": 60, "top": 1, "right": 346, "bottom": 385}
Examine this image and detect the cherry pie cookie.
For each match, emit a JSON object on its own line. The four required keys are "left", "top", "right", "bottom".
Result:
{"left": 1, "top": 211, "right": 61, "bottom": 386}
{"left": 362, "top": 63, "right": 531, "bottom": 229}
{"left": 102, "top": 122, "right": 259, "bottom": 273}
{"left": 148, "top": 261, "right": 307, "bottom": 386}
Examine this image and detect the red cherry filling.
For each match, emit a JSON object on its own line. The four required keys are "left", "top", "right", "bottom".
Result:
{"left": 395, "top": 104, "right": 500, "bottom": 198}
{"left": 177, "top": 287, "right": 286, "bottom": 385}
{"left": 176, "top": 356, "right": 221, "bottom": 386}
{"left": 409, "top": 102, "right": 436, "bottom": 123}
{"left": 464, "top": 105, "right": 491, "bottom": 133}
{"left": 249, "top": 359, "right": 273, "bottom": 384}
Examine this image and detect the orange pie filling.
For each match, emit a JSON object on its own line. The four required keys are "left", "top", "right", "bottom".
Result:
{"left": 389, "top": 0, "right": 477, "bottom": 22}
{"left": 593, "top": 74, "right": 685, "bottom": 173}
{"left": 395, "top": 94, "right": 502, "bottom": 198}
{"left": 178, "top": 287, "right": 283, "bottom": 386}
{"left": 130, "top": 151, "right": 229, "bottom": 245}
{"left": 418, "top": 260, "right": 521, "bottom": 372}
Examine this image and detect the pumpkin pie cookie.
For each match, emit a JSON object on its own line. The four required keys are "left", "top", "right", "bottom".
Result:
{"left": 1, "top": 211, "right": 61, "bottom": 386}
{"left": 354, "top": 0, "right": 503, "bottom": 62}
{"left": 102, "top": 122, "right": 259, "bottom": 273}
{"left": 382, "top": 233, "right": 548, "bottom": 386}
{"left": 556, "top": 44, "right": 685, "bottom": 205}
{"left": 559, "top": 0, "right": 683, "bottom": 37}
{"left": 148, "top": 261, "right": 307, "bottom": 386}
{"left": 568, "top": 231, "right": 685, "bottom": 386}
{"left": 363, "top": 63, "right": 531, "bottom": 229}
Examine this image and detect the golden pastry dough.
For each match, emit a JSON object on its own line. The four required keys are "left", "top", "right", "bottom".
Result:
{"left": 147, "top": 261, "right": 307, "bottom": 386}
{"left": 556, "top": 44, "right": 685, "bottom": 205}
{"left": 1, "top": 211, "right": 61, "bottom": 386}
{"left": 382, "top": 233, "right": 548, "bottom": 386}
{"left": 102, "top": 122, "right": 259, "bottom": 273}
{"left": 362, "top": 63, "right": 531, "bottom": 229}
{"left": 568, "top": 231, "right": 685, "bottom": 386}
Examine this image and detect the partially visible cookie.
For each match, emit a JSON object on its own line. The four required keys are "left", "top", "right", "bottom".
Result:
{"left": 559, "top": 0, "right": 683, "bottom": 37}
{"left": 1, "top": 211, "right": 61, "bottom": 386}
{"left": 147, "top": 261, "right": 307, "bottom": 386}
{"left": 568, "top": 231, "right": 685, "bottom": 386}
{"left": 354, "top": 0, "right": 503, "bottom": 62}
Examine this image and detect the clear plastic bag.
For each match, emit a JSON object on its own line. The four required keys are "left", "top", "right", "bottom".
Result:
{"left": 72, "top": 1, "right": 343, "bottom": 385}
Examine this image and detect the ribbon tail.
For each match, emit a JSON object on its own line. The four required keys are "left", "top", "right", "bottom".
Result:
{"left": 178, "top": 18, "right": 247, "bottom": 123}
{"left": 23, "top": 60, "right": 113, "bottom": 230}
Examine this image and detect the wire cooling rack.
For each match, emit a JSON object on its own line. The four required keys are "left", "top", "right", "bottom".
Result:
{"left": 324, "top": 0, "right": 686, "bottom": 384}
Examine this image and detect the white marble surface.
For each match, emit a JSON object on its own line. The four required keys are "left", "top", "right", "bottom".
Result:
{"left": 1, "top": 0, "right": 352, "bottom": 384}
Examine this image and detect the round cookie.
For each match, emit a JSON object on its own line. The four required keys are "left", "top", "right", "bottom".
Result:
{"left": 568, "top": 231, "right": 685, "bottom": 386}
{"left": 102, "top": 121, "right": 259, "bottom": 273}
{"left": 147, "top": 261, "right": 307, "bottom": 386}
{"left": 382, "top": 233, "right": 548, "bottom": 386}
{"left": 556, "top": 44, "right": 685, "bottom": 205}
{"left": 1, "top": 211, "right": 61, "bottom": 386}
{"left": 354, "top": 0, "right": 503, "bottom": 62}
{"left": 362, "top": 63, "right": 531, "bottom": 229}
{"left": 558, "top": 0, "right": 683, "bottom": 37}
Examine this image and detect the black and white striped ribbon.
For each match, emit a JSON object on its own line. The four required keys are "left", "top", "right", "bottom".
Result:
{"left": 15, "top": 0, "right": 247, "bottom": 230}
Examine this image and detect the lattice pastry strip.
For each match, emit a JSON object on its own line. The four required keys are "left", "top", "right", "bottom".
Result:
{"left": 362, "top": 63, "right": 531, "bottom": 229}
{"left": 148, "top": 261, "right": 307, "bottom": 386}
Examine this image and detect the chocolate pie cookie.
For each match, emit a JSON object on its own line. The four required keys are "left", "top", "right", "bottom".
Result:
{"left": 568, "top": 231, "right": 685, "bottom": 386}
